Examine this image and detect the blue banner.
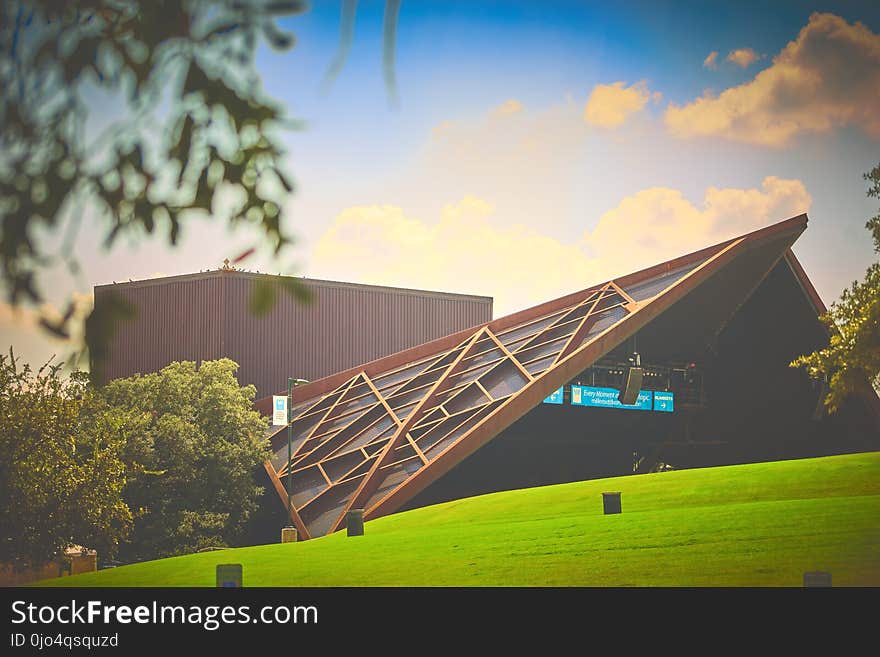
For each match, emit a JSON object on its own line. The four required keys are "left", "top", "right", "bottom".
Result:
{"left": 543, "top": 387, "right": 564, "bottom": 404}
{"left": 653, "top": 391, "right": 674, "bottom": 412}
{"left": 570, "top": 385, "right": 653, "bottom": 411}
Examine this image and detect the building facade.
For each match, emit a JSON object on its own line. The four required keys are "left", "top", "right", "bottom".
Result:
{"left": 93, "top": 270, "right": 492, "bottom": 399}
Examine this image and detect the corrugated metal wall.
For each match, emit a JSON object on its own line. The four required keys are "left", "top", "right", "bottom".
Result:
{"left": 94, "top": 272, "right": 492, "bottom": 399}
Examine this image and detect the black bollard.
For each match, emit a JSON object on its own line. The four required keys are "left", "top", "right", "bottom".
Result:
{"left": 347, "top": 509, "right": 364, "bottom": 536}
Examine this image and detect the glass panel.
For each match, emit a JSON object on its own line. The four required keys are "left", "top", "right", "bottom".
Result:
{"left": 438, "top": 361, "right": 496, "bottom": 395}
{"left": 290, "top": 466, "right": 327, "bottom": 509}
{"left": 301, "top": 477, "right": 363, "bottom": 537}
{"left": 363, "top": 435, "right": 391, "bottom": 456}
{"left": 495, "top": 308, "right": 570, "bottom": 347}
{"left": 577, "top": 306, "right": 628, "bottom": 345}
{"left": 322, "top": 449, "right": 368, "bottom": 483}
{"left": 513, "top": 335, "right": 570, "bottom": 364}
{"left": 458, "top": 347, "right": 504, "bottom": 370}
{"left": 323, "top": 391, "right": 379, "bottom": 421}
{"left": 372, "top": 357, "right": 436, "bottom": 395}
{"left": 339, "top": 457, "right": 376, "bottom": 482}
{"left": 388, "top": 442, "right": 417, "bottom": 465}
{"left": 423, "top": 399, "right": 504, "bottom": 460}
{"left": 388, "top": 401, "right": 416, "bottom": 423}
{"left": 310, "top": 400, "right": 381, "bottom": 441}
{"left": 386, "top": 386, "right": 429, "bottom": 412}
{"left": 415, "top": 406, "right": 482, "bottom": 452}
{"left": 364, "top": 459, "right": 423, "bottom": 510}
{"left": 478, "top": 361, "right": 528, "bottom": 399}
{"left": 294, "top": 405, "right": 390, "bottom": 468}
{"left": 443, "top": 382, "right": 490, "bottom": 415}
{"left": 623, "top": 261, "right": 703, "bottom": 302}
{"left": 524, "top": 354, "right": 557, "bottom": 376}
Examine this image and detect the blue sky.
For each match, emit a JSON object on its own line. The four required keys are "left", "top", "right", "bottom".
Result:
{"left": 3, "top": 1, "right": 880, "bottom": 369}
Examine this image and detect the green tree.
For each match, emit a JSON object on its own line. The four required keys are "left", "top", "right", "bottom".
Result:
{"left": 791, "top": 162, "right": 880, "bottom": 411}
{"left": 0, "top": 349, "right": 133, "bottom": 569}
{"left": 0, "top": 0, "right": 309, "bottom": 371}
{"left": 99, "top": 358, "right": 270, "bottom": 561}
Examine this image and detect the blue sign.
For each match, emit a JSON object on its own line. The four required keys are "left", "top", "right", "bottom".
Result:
{"left": 653, "top": 391, "right": 674, "bottom": 412}
{"left": 275, "top": 398, "right": 286, "bottom": 411}
{"left": 570, "top": 385, "right": 653, "bottom": 411}
{"left": 544, "top": 387, "right": 564, "bottom": 404}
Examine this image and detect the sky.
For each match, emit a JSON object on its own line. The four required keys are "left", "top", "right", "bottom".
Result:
{"left": 3, "top": 0, "right": 880, "bottom": 369}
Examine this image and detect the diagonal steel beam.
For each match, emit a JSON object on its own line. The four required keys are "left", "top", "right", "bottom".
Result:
{"left": 552, "top": 283, "right": 612, "bottom": 366}
{"left": 326, "top": 327, "right": 488, "bottom": 534}
{"left": 484, "top": 327, "right": 534, "bottom": 382}
{"left": 263, "top": 461, "right": 311, "bottom": 540}
{"left": 277, "top": 375, "right": 360, "bottom": 478}
{"left": 361, "top": 370, "right": 403, "bottom": 427}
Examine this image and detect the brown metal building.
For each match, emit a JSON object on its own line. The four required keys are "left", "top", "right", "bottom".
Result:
{"left": 92, "top": 270, "right": 492, "bottom": 399}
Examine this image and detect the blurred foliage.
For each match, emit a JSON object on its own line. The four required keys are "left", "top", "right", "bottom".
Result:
{"left": 0, "top": 0, "right": 312, "bottom": 376}
{"left": 791, "top": 162, "right": 880, "bottom": 412}
{"left": 0, "top": 348, "right": 133, "bottom": 568}
{"left": 0, "top": 352, "right": 271, "bottom": 567}
{"left": 99, "top": 358, "right": 270, "bottom": 561}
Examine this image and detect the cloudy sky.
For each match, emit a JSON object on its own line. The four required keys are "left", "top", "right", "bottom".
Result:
{"left": 4, "top": 0, "right": 880, "bottom": 369}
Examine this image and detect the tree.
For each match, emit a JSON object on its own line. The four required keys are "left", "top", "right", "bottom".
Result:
{"left": 0, "top": 349, "right": 133, "bottom": 569}
{"left": 99, "top": 358, "right": 270, "bottom": 561}
{"left": 791, "top": 162, "right": 880, "bottom": 412}
{"left": 0, "top": 1, "right": 309, "bottom": 371}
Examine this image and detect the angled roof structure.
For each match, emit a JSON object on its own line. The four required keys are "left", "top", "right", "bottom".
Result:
{"left": 256, "top": 214, "right": 879, "bottom": 539}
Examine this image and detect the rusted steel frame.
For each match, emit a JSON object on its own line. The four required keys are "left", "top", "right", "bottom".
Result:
{"left": 254, "top": 215, "right": 811, "bottom": 418}
{"left": 361, "top": 371, "right": 403, "bottom": 426}
{"left": 366, "top": 236, "right": 757, "bottom": 520}
{"left": 405, "top": 433, "right": 429, "bottom": 465}
{"left": 296, "top": 472, "right": 366, "bottom": 514}
{"left": 474, "top": 379, "right": 493, "bottom": 401}
{"left": 412, "top": 396, "right": 494, "bottom": 436}
{"left": 277, "top": 376, "right": 362, "bottom": 476}
{"left": 294, "top": 399, "right": 382, "bottom": 461}
{"left": 262, "top": 461, "right": 311, "bottom": 540}
{"left": 484, "top": 327, "right": 534, "bottom": 382}
{"left": 508, "top": 288, "right": 605, "bottom": 356}
{"left": 289, "top": 403, "right": 394, "bottom": 473}
{"left": 410, "top": 400, "right": 496, "bottom": 456}
{"left": 317, "top": 463, "right": 331, "bottom": 485}
{"left": 327, "top": 327, "right": 488, "bottom": 534}
{"left": 607, "top": 280, "right": 636, "bottom": 306}
{"left": 553, "top": 283, "right": 611, "bottom": 366}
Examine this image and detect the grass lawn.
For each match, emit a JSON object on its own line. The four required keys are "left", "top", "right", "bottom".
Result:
{"left": 37, "top": 451, "right": 880, "bottom": 587}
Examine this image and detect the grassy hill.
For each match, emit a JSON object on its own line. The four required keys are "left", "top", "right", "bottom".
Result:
{"left": 38, "top": 451, "right": 880, "bottom": 587}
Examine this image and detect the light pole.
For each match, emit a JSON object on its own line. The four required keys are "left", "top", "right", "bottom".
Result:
{"left": 286, "top": 377, "right": 309, "bottom": 530}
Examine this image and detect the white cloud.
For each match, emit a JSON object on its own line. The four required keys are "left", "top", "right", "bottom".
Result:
{"left": 666, "top": 13, "right": 880, "bottom": 146}
{"left": 726, "top": 48, "right": 760, "bottom": 68}
{"left": 312, "top": 177, "right": 811, "bottom": 316}
{"left": 703, "top": 51, "right": 719, "bottom": 69}
{"left": 584, "top": 81, "right": 661, "bottom": 128}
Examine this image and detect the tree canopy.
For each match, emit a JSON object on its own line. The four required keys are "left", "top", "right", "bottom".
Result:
{"left": 0, "top": 353, "right": 271, "bottom": 568}
{"left": 0, "top": 0, "right": 308, "bottom": 371}
{"left": 100, "top": 358, "right": 270, "bottom": 561}
{"left": 0, "top": 349, "right": 132, "bottom": 567}
{"left": 791, "top": 162, "right": 880, "bottom": 412}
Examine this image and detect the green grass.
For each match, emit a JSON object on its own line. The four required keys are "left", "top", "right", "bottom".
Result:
{"left": 37, "top": 451, "right": 880, "bottom": 587}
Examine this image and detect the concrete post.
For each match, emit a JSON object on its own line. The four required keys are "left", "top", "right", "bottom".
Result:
{"left": 281, "top": 527, "right": 298, "bottom": 543}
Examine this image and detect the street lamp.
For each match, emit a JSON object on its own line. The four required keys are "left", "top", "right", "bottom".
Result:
{"left": 286, "top": 377, "right": 309, "bottom": 530}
